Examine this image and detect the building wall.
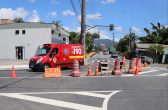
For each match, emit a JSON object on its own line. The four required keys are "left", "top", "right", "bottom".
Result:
{"left": 162, "top": 48, "right": 168, "bottom": 63}
{"left": 51, "top": 26, "right": 69, "bottom": 44}
{"left": 0, "top": 19, "right": 14, "bottom": 24}
{"left": 0, "top": 28, "right": 51, "bottom": 59}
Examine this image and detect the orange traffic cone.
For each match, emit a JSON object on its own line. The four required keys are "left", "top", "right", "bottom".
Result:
{"left": 11, "top": 66, "right": 16, "bottom": 78}
{"left": 122, "top": 56, "right": 126, "bottom": 65}
{"left": 112, "top": 59, "right": 121, "bottom": 76}
{"left": 137, "top": 58, "right": 142, "bottom": 72}
{"left": 135, "top": 58, "right": 139, "bottom": 76}
{"left": 71, "top": 59, "right": 81, "bottom": 77}
{"left": 135, "top": 66, "right": 139, "bottom": 76}
{"left": 128, "top": 58, "right": 136, "bottom": 74}
{"left": 87, "top": 64, "right": 92, "bottom": 76}
{"left": 95, "top": 63, "right": 99, "bottom": 76}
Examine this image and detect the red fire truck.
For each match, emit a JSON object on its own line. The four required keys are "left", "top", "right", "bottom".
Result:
{"left": 29, "top": 44, "right": 84, "bottom": 71}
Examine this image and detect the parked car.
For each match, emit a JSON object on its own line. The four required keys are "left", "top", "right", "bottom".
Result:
{"left": 140, "top": 56, "right": 153, "bottom": 64}
{"left": 111, "top": 54, "right": 122, "bottom": 61}
{"left": 111, "top": 54, "right": 118, "bottom": 58}
{"left": 104, "top": 51, "right": 109, "bottom": 55}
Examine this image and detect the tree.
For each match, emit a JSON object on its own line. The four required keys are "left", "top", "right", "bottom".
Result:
{"left": 69, "top": 31, "right": 100, "bottom": 53}
{"left": 92, "top": 33, "right": 100, "bottom": 39}
{"left": 116, "top": 33, "right": 137, "bottom": 58}
{"left": 13, "top": 17, "right": 24, "bottom": 23}
{"left": 85, "top": 33, "right": 93, "bottom": 53}
{"left": 69, "top": 32, "right": 80, "bottom": 44}
{"left": 139, "top": 23, "right": 168, "bottom": 44}
{"left": 116, "top": 35, "right": 129, "bottom": 54}
{"left": 147, "top": 44, "right": 164, "bottom": 63}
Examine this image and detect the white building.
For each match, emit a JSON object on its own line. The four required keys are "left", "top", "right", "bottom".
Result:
{"left": 0, "top": 22, "right": 69, "bottom": 60}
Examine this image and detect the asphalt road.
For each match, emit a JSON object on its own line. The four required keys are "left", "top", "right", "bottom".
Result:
{"left": 0, "top": 53, "right": 167, "bottom": 110}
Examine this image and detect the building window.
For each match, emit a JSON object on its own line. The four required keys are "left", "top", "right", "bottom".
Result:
{"left": 63, "top": 38, "right": 66, "bottom": 41}
{"left": 59, "top": 33, "right": 61, "bottom": 37}
{"left": 22, "top": 30, "right": 26, "bottom": 35}
{"left": 51, "top": 30, "right": 54, "bottom": 34}
{"left": 15, "top": 30, "right": 19, "bottom": 35}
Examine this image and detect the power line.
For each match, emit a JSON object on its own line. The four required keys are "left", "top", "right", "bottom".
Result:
{"left": 69, "top": 0, "right": 81, "bottom": 24}
{"left": 78, "top": 0, "right": 82, "bottom": 9}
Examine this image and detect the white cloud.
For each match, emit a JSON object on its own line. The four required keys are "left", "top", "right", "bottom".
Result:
{"left": 28, "top": 10, "right": 40, "bottom": 22}
{"left": 98, "top": 30, "right": 120, "bottom": 42}
{"left": 51, "top": 0, "right": 59, "bottom": 4}
{"left": 63, "top": 26, "right": 70, "bottom": 32}
{"left": 62, "top": 10, "right": 75, "bottom": 16}
{"left": 165, "top": 24, "right": 168, "bottom": 28}
{"left": 49, "top": 11, "right": 57, "bottom": 17}
{"left": 0, "top": 8, "right": 28, "bottom": 19}
{"left": 88, "top": 28, "right": 99, "bottom": 34}
{"left": 131, "top": 26, "right": 141, "bottom": 33}
{"left": 99, "top": 30, "right": 110, "bottom": 39}
{"left": 77, "top": 15, "right": 81, "bottom": 22}
{"left": 100, "top": 33, "right": 109, "bottom": 39}
{"left": 114, "top": 26, "right": 123, "bottom": 32}
{"left": 28, "top": 0, "right": 36, "bottom": 3}
{"left": 72, "top": 27, "right": 81, "bottom": 33}
{"left": 87, "top": 13, "right": 102, "bottom": 20}
{"left": 102, "top": 0, "right": 116, "bottom": 4}
{"left": 62, "top": 26, "right": 80, "bottom": 33}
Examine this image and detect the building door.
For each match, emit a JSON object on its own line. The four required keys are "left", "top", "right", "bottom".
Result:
{"left": 16, "top": 47, "right": 24, "bottom": 60}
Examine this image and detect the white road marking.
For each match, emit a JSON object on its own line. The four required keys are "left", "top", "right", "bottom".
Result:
{"left": 102, "top": 90, "right": 121, "bottom": 109}
{"left": 71, "top": 92, "right": 107, "bottom": 98}
{"left": 0, "top": 93, "right": 102, "bottom": 110}
{"left": 0, "top": 73, "right": 167, "bottom": 79}
{"left": 139, "top": 70, "right": 158, "bottom": 74}
{"left": 122, "top": 74, "right": 134, "bottom": 77}
{"left": 0, "top": 90, "right": 121, "bottom": 110}
{"left": 0, "top": 90, "right": 119, "bottom": 95}
{"left": 157, "top": 73, "right": 168, "bottom": 76}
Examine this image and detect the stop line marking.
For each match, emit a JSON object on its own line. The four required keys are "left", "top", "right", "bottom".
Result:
{"left": 0, "top": 90, "right": 121, "bottom": 110}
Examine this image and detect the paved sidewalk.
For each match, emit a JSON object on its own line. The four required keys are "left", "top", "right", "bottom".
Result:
{"left": 151, "top": 63, "right": 168, "bottom": 68}
{"left": 0, "top": 60, "right": 29, "bottom": 70}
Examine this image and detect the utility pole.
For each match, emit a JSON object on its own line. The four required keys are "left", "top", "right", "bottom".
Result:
{"left": 129, "top": 28, "right": 132, "bottom": 58}
{"left": 80, "top": 0, "right": 86, "bottom": 62}
{"left": 80, "top": 0, "right": 86, "bottom": 51}
{"left": 98, "top": 30, "right": 100, "bottom": 53}
{"left": 113, "top": 32, "right": 115, "bottom": 47}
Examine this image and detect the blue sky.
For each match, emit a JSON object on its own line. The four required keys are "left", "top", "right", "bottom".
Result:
{"left": 0, "top": 0, "right": 167, "bottom": 41}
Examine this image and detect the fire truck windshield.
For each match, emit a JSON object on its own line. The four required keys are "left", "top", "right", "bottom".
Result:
{"left": 36, "top": 47, "right": 50, "bottom": 56}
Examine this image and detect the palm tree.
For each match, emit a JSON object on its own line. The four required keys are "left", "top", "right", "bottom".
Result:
{"left": 147, "top": 44, "right": 164, "bottom": 63}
